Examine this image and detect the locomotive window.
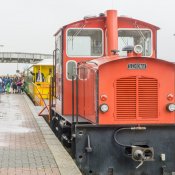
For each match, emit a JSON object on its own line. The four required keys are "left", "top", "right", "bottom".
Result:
{"left": 118, "top": 29, "right": 152, "bottom": 57}
{"left": 67, "top": 29, "right": 103, "bottom": 57}
{"left": 66, "top": 61, "right": 77, "bottom": 80}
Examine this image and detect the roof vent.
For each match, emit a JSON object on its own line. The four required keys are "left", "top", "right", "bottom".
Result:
{"left": 84, "top": 15, "right": 97, "bottom": 20}
{"left": 99, "top": 13, "right": 105, "bottom": 17}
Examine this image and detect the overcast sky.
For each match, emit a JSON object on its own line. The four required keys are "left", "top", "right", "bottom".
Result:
{"left": 0, "top": 0, "right": 174, "bottom": 75}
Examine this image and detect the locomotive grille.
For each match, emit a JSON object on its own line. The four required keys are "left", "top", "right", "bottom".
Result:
{"left": 115, "top": 76, "right": 158, "bottom": 120}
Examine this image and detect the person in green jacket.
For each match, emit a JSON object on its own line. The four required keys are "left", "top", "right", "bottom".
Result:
{"left": 6, "top": 83, "right": 11, "bottom": 93}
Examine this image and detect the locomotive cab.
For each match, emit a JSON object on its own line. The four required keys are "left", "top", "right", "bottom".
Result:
{"left": 53, "top": 9, "right": 159, "bottom": 117}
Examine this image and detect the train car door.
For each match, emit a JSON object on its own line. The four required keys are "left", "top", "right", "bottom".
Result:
{"left": 55, "top": 30, "right": 63, "bottom": 114}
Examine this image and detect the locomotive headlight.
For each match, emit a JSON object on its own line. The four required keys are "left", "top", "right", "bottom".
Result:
{"left": 167, "top": 104, "right": 175, "bottom": 112}
{"left": 134, "top": 45, "right": 143, "bottom": 54}
{"left": 100, "top": 104, "right": 109, "bottom": 113}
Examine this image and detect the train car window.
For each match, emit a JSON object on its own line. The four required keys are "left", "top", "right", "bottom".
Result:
{"left": 66, "top": 61, "right": 77, "bottom": 80}
{"left": 66, "top": 28, "right": 103, "bottom": 57}
{"left": 118, "top": 29, "right": 152, "bottom": 57}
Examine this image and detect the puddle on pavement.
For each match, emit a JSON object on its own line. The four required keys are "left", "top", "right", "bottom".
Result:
{"left": 0, "top": 95, "right": 35, "bottom": 135}
{"left": 0, "top": 122, "right": 35, "bottom": 133}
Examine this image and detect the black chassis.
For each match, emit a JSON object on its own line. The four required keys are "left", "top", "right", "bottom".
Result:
{"left": 75, "top": 124, "right": 175, "bottom": 175}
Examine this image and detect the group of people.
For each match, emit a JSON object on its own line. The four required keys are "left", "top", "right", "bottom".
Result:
{"left": 0, "top": 75, "right": 24, "bottom": 94}
{"left": 0, "top": 69, "right": 52, "bottom": 94}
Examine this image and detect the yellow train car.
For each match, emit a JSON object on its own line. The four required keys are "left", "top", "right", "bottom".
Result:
{"left": 25, "top": 59, "right": 53, "bottom": 106}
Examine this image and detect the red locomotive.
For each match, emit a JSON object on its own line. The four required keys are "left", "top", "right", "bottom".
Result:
{"left": 50, "top": 10, "right": 175, "bottom": 175}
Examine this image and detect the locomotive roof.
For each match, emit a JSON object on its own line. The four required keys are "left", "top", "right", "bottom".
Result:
{"left": 54, "top": 15, "right": 159, "bottom": 36}
{"left": 119, "top": 16, "right": 160, "bottom": 30}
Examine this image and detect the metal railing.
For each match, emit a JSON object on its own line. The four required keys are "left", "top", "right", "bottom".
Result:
{"left": 32, "top": 82, "right": 50, "bottom": 117}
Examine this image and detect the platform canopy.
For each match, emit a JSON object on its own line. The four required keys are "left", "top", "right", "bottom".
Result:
{"left": 0, "top": 52, "right": 52, "bottom": 63}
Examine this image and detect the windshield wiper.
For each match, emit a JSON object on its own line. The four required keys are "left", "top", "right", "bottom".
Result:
{"left": 135, "top": 23, "right": 146, "bottom": 41}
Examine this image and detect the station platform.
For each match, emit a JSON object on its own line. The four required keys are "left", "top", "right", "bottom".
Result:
{"left": 0, "top": 94, "right": 82, "bottom": 175}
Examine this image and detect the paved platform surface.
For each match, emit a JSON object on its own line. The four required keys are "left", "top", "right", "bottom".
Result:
{"left": 0, "top": 94, "right": 81, "bottom": 175}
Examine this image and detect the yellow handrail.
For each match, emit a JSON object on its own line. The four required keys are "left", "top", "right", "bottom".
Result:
{"left": 32, "top": 82, "right": 49, "bottom": 113}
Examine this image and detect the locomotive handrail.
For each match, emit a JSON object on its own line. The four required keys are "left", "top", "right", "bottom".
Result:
{"left": 72, "top": 75, "right": 75, "bottom": 123}
{"left": 32, "top": 82, "right": 49, "bottom": 116}
{"left": 76, "top": 74, "right": 79, "bottom": 124}
{"left": 72, "top": 74, "right": 79, "bottom": 124}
